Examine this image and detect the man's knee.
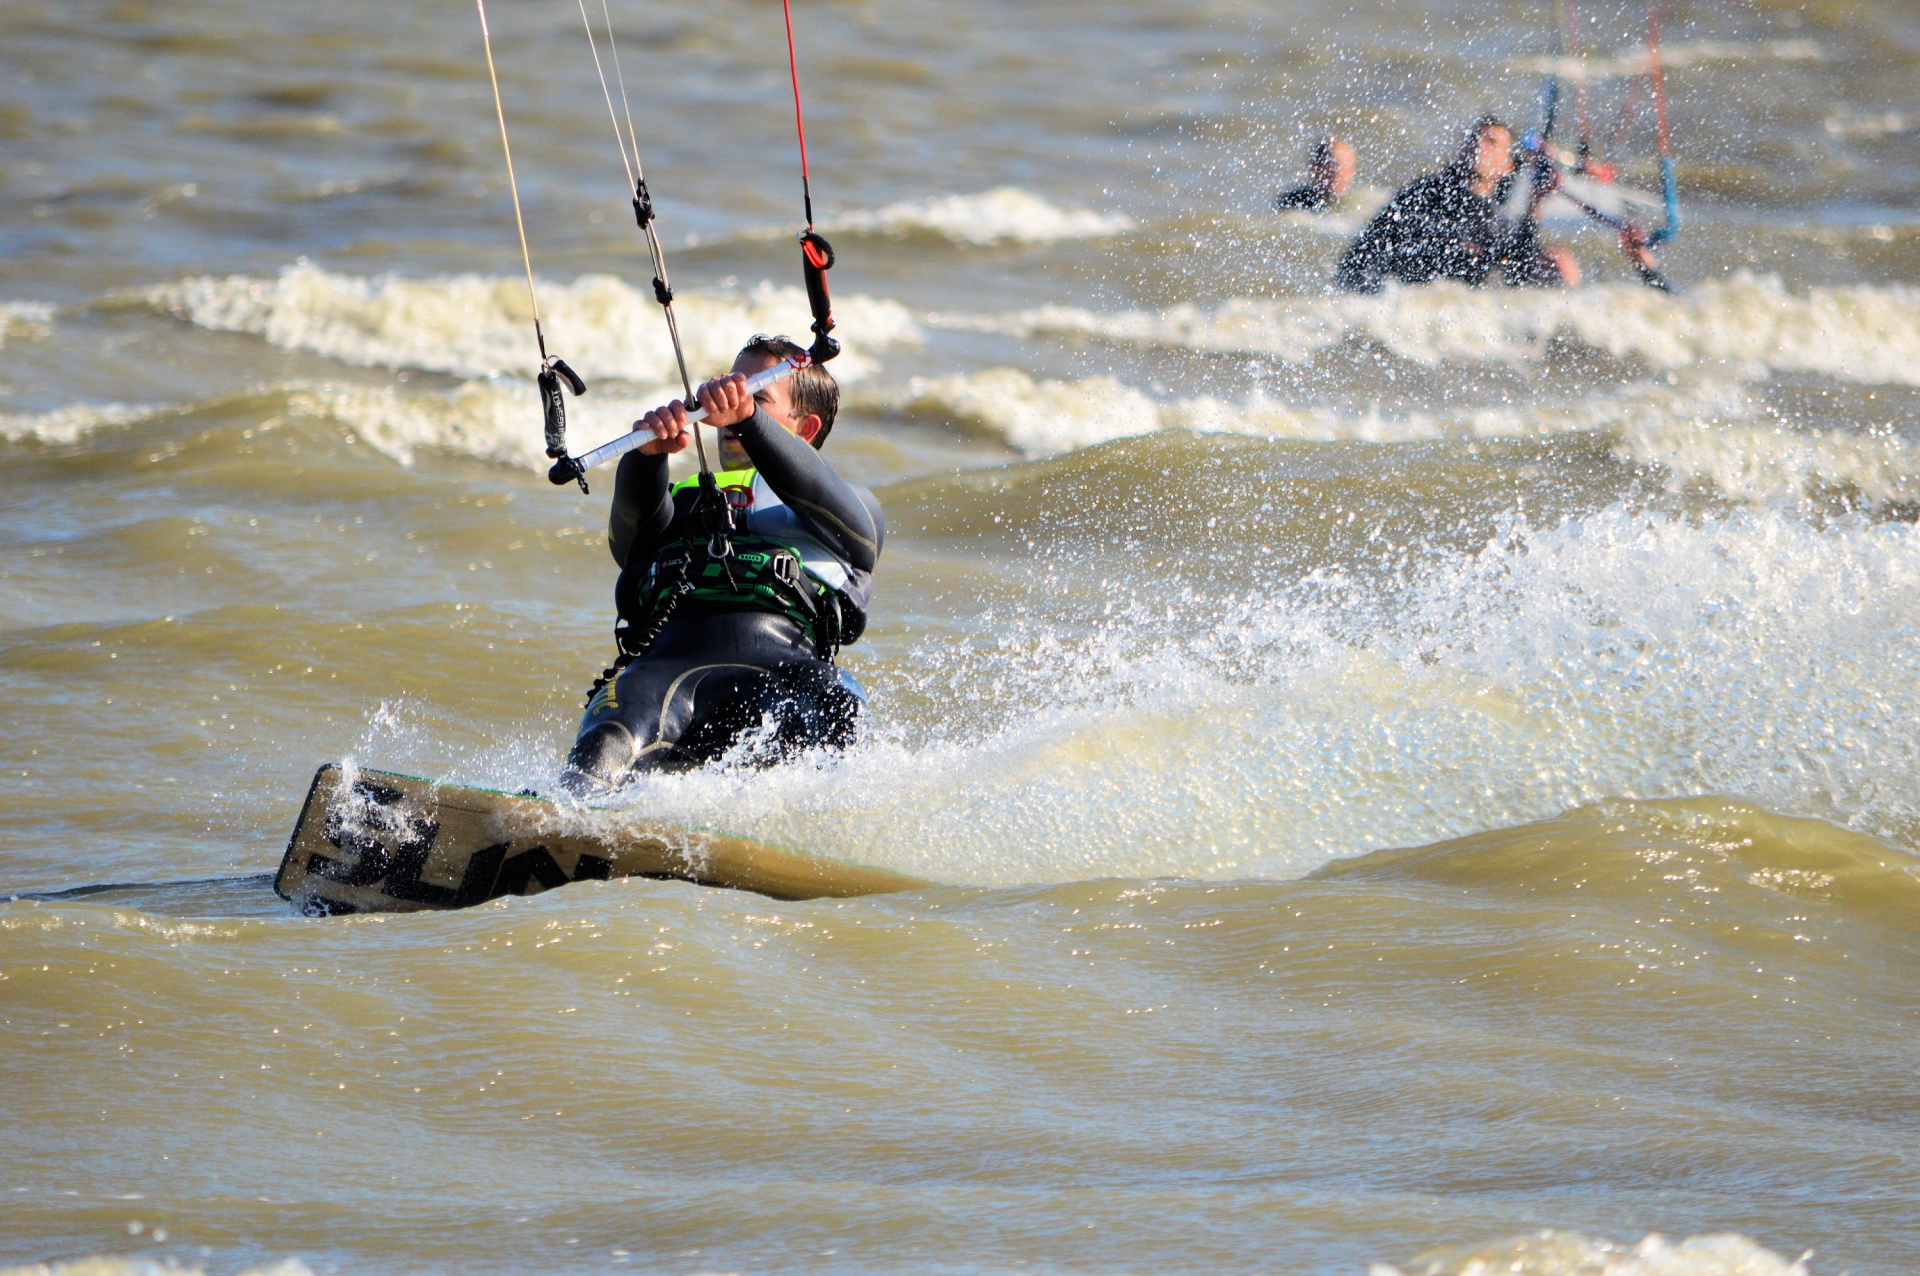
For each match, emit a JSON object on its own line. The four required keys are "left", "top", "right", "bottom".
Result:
{"left": 764, "top": 662, "right": 864, "bottom": 752}
{"left": 562, "top": 721, "right": 636, "bottom": 793}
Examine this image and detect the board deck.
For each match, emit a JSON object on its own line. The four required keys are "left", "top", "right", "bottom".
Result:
{"left": 275, "top": 764, "right": 927, "bottom": 915}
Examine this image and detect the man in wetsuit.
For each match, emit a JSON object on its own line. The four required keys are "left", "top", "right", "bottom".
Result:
{"left": 1335, "top": 116, "right": 1578, "bottom": 293}
{"left": 562, "top": 334, "right": 882, "bottom": 791}
{"left": 1275, "top": 135, "right": 1356, "bottom": 213}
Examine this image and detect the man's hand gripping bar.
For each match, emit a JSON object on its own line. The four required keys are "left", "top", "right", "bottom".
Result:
{"left": 547, "top": 353, "right": 813, "bottom": 487}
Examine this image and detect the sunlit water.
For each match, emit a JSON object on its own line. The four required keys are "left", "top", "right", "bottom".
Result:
{"left": 4, "top": 0, "right": 1918, "bottom": 1272}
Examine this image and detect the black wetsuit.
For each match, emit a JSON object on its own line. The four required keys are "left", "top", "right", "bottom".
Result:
{"left": 564, "top": 409, "right": 883, "bottom": 789}
{"left": 1335, "top": 168, "right": 1559, "bottom": 293}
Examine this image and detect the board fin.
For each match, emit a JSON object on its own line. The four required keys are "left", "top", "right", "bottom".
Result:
{"left": 275, "top": 764, "right": 925, "bottom": 915}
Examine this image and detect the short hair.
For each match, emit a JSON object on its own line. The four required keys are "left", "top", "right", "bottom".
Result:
{"left": 741, "top": 333, "right": 839, "bottom": 447}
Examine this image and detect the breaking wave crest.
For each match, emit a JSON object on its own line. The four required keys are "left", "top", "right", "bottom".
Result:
{"left": 132, "top": 265, "right": 922, "bottom": 384}
{"left": 493, "top": 500, "right": 1920, "bottom": 885}
{"left": 0, "top": 1233, "right": 1804, "bottom": 1276}
{"left": 943, "top": 273, "right": 1920, "bottom": 386}
{"left": 1, "top": 1263, "right": 313, "bottom": 1276}
{"left": 1520, "top": 37, "right": 1825, "bottom": 80}
{"left": 285, "top": 379, "right": 669, "bottom": 469}
{"left": 1373, "top": 1229, "right": 1809, "bottom": 1276}
{"left": 887, "top": 367, "right": 1920, "bottom": 506}
{"left": 0, "top": 300, "right": 54, "bottom": 348}
{"left": 2, "top": 401, "right": 164, "bottom": 446}
{"left": 819, "top": 186, "right": 1134, "bottom": 245}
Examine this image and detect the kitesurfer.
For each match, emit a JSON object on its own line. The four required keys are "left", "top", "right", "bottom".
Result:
{"left": 1275, "top": 136, "right": 1356, "bottom": 213}
{"left": 1334, "top": 116, "right": 1578, "bottom": 293}
{"left": 562, "top": 334, "right": 882, "bottom": 791}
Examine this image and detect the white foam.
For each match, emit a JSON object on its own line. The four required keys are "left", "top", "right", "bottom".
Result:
{"left": 0, "top": 300, "right": 54, "bottom": 348}
{"left": 942, "top": 274, "right": 1920, "bottom": 388}
{"left": 880, "top": 367, "right": 1920, "bottom": 505}
{"left": 1521, "top": 38, "right": 1824, "bottom": 80}
{"left": 286, "top": 377, "right": 674, "bottom": 470}
{"left": 0, "top": 1261, "right": 313, "bottom": 1276}
{"left": 1824, "top": 109, "right": 1910, "bottom": 140}
{"left": 1, "top": 401, "right": 162, "bottom": 445}
{"left": 885, "top": 367, "right": 1396, "bottom": 455}
{"left": 1371, "top": 1229, "right": 1808, "bottom": 1276}
{"left": 136, "top": 265, "right": 920, "bottom": 385}
{"left": 822, "top": 187, "right": 1134, "bottom": 245}
{"left": 891, "top": 368, "right": 1163, "bottom": 453}
{"left": 1618, "top": 410, "right": 1920, "bottom": 507}
{"left": 557, "top": 501, "right": 1920, "bottom": 887}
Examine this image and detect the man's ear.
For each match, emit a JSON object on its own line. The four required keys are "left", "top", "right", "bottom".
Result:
{"left": 795, "top": 414, "right": 823, "bottom": 446}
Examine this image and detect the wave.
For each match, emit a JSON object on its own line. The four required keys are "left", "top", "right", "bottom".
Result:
{"left": 1824, "top": 109, "right": 1911, "bottom": 141}
{"left": 0, "top": 379, "right": 675, "bottom": 473}
{"left": 1, "top": 1263, "right": 313, "bottom": 1276}
{"left": 0, "top": 300, "right": 54, "bottom": 348}
{"left": 887, "top": 367, "right": 1165, "bottom": 454}
{"left": 1, "top": 400, "right": 164, "bottom": 446}
{"left": 422, "top": 500, "right": 1920, "bottom": 885}
{"left": 1375, "top": 1228, "right": 1809, "bottom": 1276}
{"left": 939, "top": 274, "right": 1920, "bottom": 388}
{"left": 1519, "top": 37, "right": 1825, "bottom": 80}
{"left": 285, "top": 377, "right": 677, "bottom": 470}
{"left": 1320, "top": 796, "right": 1920, "bottom": 922}
{"left": 817, "top": 186, "right": 1134, "bottom": 245}
{"left": 883, "top": 366, "right": 1920, "bottom": 506}
{"left": 18, "top": 369, "right": 1918, "bottom": 511}
{"left": 131, "top": 265, "right": 922, "bottom": 385}
{"left": 0, "top": 1232, "right": 1802, "bottom": 1276}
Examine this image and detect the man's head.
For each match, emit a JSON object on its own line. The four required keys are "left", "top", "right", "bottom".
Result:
{"left": 1309, "top": 136, "right": 1357, "bottom": 200}
{"left": 718, "top": 334, "right": 840, "bottom": 469}
{"left": 1453, "top": 115, "right": 1515, "bottom": 195}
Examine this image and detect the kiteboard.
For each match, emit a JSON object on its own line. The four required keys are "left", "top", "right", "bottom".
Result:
{"left": 275, "top": 764, "right": 926, "bottom": 915}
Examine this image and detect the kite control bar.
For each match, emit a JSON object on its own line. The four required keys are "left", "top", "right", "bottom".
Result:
{"left": 546, "top": 353, "right": 812, "bottom": 487}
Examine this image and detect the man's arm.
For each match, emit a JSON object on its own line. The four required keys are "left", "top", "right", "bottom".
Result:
{"left": 606, "top": 449, "right": 673, "bottom": 567}
{"left": 733, "top": 408, "right": 883, "bottom": 572}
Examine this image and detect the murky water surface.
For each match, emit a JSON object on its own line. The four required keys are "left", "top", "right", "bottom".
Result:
{"left": 4, "top": 0, "right": 1919, "bottom": 1272}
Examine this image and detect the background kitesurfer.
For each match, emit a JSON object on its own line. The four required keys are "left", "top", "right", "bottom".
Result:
{"left": 1275, "top": 135, "right": 1356, "bottom": 213}
{"left": 1334, "top": 116, "right": 1578, "bottom": 293}
{"left": 563, "top": 334, "right": 883, "bottom": 790}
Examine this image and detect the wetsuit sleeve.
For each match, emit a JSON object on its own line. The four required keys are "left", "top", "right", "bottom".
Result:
{"left": 1495, "top": 216, "right": 1557, "bottom": 287}
{"left": 607, "top": 448, "right": 673, "bottom": 567}
{"left": 1276, "top": 183, "right": 1329, "bottom": 213}
{"left": 733, "top": 408, "right": 884, "bottom": 571}
{"left": 1336, "top": 203, "right": 1400, "bottom": 291}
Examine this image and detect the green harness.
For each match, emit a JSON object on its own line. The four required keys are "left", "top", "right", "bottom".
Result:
{"left": 584, "top": 470, "right": 848, "bottom": 709}
{"left": 628, "top": 532, "right": 843, "bottom": 659}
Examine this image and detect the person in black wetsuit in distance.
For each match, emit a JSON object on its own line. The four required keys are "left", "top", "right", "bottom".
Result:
{"left": 1335, "top": 116, "right": 1579, "bottom": 293}
{"left": 562, "top": 334, "right": 882, "bottom": 792}
{"left": 1275, "top": 136, "right": 1356, "bottom": 213}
